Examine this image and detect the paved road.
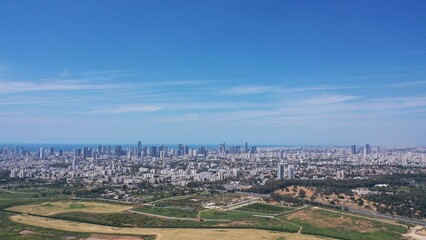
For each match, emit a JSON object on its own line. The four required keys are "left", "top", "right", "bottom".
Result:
{"left": 347, "top": 207, "right": 426, "bottom": 226}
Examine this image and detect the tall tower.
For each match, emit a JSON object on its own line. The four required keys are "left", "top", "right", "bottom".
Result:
{"left": 351, "top": 145, "right": 356, "bottom": 154}
{"left": 72, "top": 156, "right": 77, "bottom": 170}
{"left": 39, "top": 147, "right": 44, "bottom": 159}
{"left": 137, "top": 141, "right": 142, "bottom": 157}
{"left": 277, "top": 161, "right": 285, "bottom": 180}
{"left": 288, "top": 165, "right": 295, "bottom": 179}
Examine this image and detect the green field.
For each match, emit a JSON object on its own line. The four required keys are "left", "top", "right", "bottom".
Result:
{"left": 0, "top": 190, "right": 93, "bottom": 240}
{"left": 68, "top": 203, "right": 88, "bottom": 209}
{"left": 53, "top": 210, "right": 300, "bottom": 233}
{"left": 0, "top": 187, "right": 409, "bottom": 240}
{"left": 133, "top": 206, "right": 199, "bottom": 218}
{"left": 236, "top": 203, "right": 294, "bottom": 214}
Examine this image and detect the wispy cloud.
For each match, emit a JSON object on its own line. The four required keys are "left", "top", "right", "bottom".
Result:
{"left": 389, "top": 80, "right": 426, "bottom": 87}
{"left": 219, "top": 85, "right": 277, "bottom": 95}
{"left": 91, "top": 105, "right": 163, "bottom": 114}
{"left": 0, "top": 80, "right": 117, "bottom": 94}
{"left": 293, "top": 94, "right": 359, "bottom": 106}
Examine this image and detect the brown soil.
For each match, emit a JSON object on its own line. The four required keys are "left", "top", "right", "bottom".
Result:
{"left": 19, "top": 230, "right": 36, "bottom": 235}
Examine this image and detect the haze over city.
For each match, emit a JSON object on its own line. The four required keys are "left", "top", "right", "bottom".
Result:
{"left": 1, "top": 1, "right": 426, "bottom": 145}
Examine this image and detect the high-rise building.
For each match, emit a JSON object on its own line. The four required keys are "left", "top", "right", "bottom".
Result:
{"left": 351, "top": 145, "right": 356, "bottom": 154}
{"left": 364, "top": 144, "right": 371, "bottom": 157}
{"left": 39, "top": 147, "right": 44, "bottom": 159}
{"left": 279, "top": 150, "right": 285, "bottom": 159}
{"left": 74, "top": 148, "right": 81, "bottom": 158}
{"left": 365, "top": 144, "right": 371, "bottom": 154}
{"left": 245, "top": 142, "right": 248, "bottom": 153}
{"left": 336, "top": 170, "right": 346, "bottom": 179}
{"left": 277, "top": 161, "right": 285, "bottom": 179}
{"left": 137, "top": 141, "right": 142, "bottom": 157}
{"left": 115, "top": 146, "right": 122, "bottom": 156}
{"left": 288, "top": 165, "right": 295, "bottom": 179}
{"left": 19, "top": 169, "right": 26, "bottom": 178}
{"left": 72, "top": 157, "right": 77, "bottom": 170}
{"left": 10, "top": 169, "right": 17, "bottom": 178}
{"left": 148, "top": 146, "right": 158, "bottom": 157}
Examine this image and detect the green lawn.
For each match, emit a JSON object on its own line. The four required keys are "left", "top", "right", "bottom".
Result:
{"left": 132, "top": 206, "right": 199, "bottom": 218}
{"left": 200, "top": 209, "right": 254, "bottom": 220}
{"left": 236, "top": 203, "right": 293, "bottom": 214}
{"left": 67, "top": 203, "right": 88, "bottom": 209}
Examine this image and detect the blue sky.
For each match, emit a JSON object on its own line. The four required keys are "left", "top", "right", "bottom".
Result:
{"left": 0, "top": 0, "right": 426, "bottom": 145}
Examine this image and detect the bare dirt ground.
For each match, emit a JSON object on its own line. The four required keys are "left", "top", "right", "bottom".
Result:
{"left": 10, "top": 214, "right": 334, "bottom": 240}
{"left": 19, "top": 230, "right": 36, "bottom": 235}
{"left": 403, "top": 226, "right": 426, "bottom": 240}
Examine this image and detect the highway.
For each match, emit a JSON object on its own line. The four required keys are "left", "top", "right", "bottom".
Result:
{"left": 347, "top": 207, "right": 426, "bottom": 226}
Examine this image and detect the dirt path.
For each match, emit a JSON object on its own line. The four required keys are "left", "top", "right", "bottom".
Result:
{"left": 403, "top": 226, "right": 426, "bottom": 240}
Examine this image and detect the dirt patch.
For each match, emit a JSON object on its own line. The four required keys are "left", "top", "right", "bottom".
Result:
{"left": 417, "top": 228, "right": 426, "bottom": 236}
{"left": 287, "top": 209, "right": 376, "bottom": 233}
{"left": 81, "top": 234, "right": 144, "bottom": 240}
{"left": 19, "top": 230, "right": 36, "bottom": 235}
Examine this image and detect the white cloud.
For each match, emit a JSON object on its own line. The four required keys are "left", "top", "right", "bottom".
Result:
{"left": 91, "top": 105, "right": 162, "bottom": 114}
{"left": 0, "top": 80, "right": 117, "bottom": 94}
{"left": 219, "top": 85, "right": 276, "bottom": 95}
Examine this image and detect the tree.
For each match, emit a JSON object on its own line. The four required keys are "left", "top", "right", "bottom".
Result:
{"left": 358, "top": 198, "right": 364, "bottom": 206}
{"left": 299, "top": 189, "right": 306, "bottom": 198}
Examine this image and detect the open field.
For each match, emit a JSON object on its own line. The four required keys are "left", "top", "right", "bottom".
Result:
{"left": 133, "top": 206, "right": 199, "bottom": 218}
{"left": 0, "top": 210, "right": 95, "bottom": 240}
{"left": 236, "top": 202, "right": 294, "bottom": 214}
{"left": 7, "top": 200, "right": 132, "bottom": 216}
{"left": 10, "top": 214, "right": 332, "bottom": 240}
{"left": 281, "top": 207, "right": 407, "bottom": 240}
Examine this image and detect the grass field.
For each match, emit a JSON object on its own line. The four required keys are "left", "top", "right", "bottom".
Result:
{"left": 236, "top": 203, "right": 294, "bottom": 214}
{"left": 10, "top": 214, "right": 331, "bottom": 240}
{"left": 7, "top": 200, "right": 132, "bottom": 216}
{"left": 280, "top": 207, "right": 407, "bottom": 240}
{"left": 0, "top": 189, "right": 409, "bottom": 240}
{"left": 133, "top": 206, "right": 199, "bottom": 218}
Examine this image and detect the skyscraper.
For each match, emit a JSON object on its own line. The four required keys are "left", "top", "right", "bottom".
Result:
{"left": 39, "top": 147, "right": 44, "bottom": 159}
{"left": 365, "top": 144, "right": 371, "bottom": 154}
{"left": 137, "top": 141, "right": 142, "bottom": 157}
{"left": 351, "top": 145, "right": 356, "bottom": 154}
{"left": 288, "top": 165, "right": 295, "bottom": 179}
{"left": 364, "top": 144, "right": 371, "bottom": 157}
{"left": 277, "top": 161, "right": 285, "bottom": 179}
{"left": 72, "top": 157, "right": 77, "bottom": 170}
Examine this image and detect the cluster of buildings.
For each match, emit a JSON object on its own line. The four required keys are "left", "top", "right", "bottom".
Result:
{"left": 1, "top": 142, "right": 426, "bottom": 200}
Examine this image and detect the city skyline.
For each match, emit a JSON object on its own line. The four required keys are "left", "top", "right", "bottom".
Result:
{"left": 1, "top": 1, "right": 426, "bottom": 145}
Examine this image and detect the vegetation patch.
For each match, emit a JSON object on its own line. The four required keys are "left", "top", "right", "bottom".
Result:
{"left": 236, "top": 203, "right": 293, "bottom": 214}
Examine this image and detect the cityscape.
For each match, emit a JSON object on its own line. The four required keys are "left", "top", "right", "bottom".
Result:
{"left": 1, "top": 1, "right": 426, "bottom": 240}
{"left": 3, "top": 143, "right": 426, "bottom": 191}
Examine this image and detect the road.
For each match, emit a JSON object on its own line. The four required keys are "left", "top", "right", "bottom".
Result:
{"left": 347, "top": 207, "right": 426, "bottom": 226}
